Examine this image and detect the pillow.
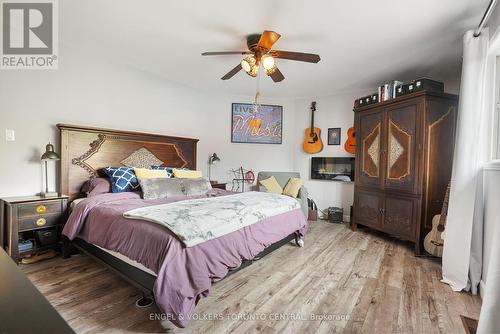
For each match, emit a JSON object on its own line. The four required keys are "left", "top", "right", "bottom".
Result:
{"left": 103, "top": 167, "right": 140, "bottom": 193}
{"left": 282, "top": 177, "right": 304, "bottom": 198}
{"left": 81, "top": 177, "right": 111, "bottom": 197}
{"left": 183, "top": 178, "right": 212, "bottom": 196}
{"left": 133, "top": 167, "right": 169, "bottom": 179}
{"left": 150, "top": 166, "right": 174, "bottom": 178}
{"left": 173, "top": 169, "right": 203, "bottom": 179}
{"left": 139, "top": 178, "right": 185, "bottom": 200}
{"left": 259, "top": 176, "right": 283, "bottom": 194}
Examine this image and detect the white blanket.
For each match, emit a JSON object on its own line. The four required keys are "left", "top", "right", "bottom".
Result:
{"left": 123, "top": 191, "right": 300, "bottom": 247}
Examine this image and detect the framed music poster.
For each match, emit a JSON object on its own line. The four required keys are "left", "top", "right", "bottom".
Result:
{"left": 231, "top": 103, "right": 283, "bottom": 144}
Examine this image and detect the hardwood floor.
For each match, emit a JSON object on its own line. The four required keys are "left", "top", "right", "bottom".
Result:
{"left": 21, "top": 221, "right": 481, "bottom": 333}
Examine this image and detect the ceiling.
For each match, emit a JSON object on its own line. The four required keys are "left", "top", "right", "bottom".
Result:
{"left": 62, "top": 0, "right": 489, "bottom": 98}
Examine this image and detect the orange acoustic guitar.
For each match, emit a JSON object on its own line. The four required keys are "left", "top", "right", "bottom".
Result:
{"left": 303, "top": 101, "right": 323, "bottom": 154}
{"left": 344, "top": 127, "right": 356, "bottom": 154}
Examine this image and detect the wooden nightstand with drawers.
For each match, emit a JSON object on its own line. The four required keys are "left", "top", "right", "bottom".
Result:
{"left": 0, "top": 195, "right": 68, "bottom": 263}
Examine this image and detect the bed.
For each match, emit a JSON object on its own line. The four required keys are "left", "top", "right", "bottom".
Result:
{"left": 58, "top": 124, "right": 308, "bottom": 328}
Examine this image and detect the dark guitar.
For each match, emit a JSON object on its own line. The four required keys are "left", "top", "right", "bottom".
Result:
{"left": 423, "top": 183, "right": 451, "bottom": 257}
{"left": 303, "top": 102, "right": 323, "bottom": 154}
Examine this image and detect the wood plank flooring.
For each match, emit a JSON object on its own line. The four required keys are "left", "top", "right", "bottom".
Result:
{"left": 21, "top": 221, "right": 481, "bottom": 333}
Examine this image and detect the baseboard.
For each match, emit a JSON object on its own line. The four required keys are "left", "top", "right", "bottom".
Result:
{"left": 343, "top": 214, "right": 351, "bottom": 223}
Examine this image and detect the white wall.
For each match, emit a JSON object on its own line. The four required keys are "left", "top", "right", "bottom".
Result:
{"left": 0, "top": 49, "right": 296, "bottom": 197}
{"left": 293, "top": 91, "right": 370, "bottom": 220}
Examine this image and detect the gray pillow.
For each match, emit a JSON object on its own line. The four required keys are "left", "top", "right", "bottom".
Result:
{"left": 183, "top": 178, "right": 212, "bottom": 196}
{"left": 139, "top": 178, "right": 185, "bottom": 200}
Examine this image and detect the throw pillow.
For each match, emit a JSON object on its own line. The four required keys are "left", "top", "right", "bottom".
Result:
{"left": 103, "top": 167, "right": 140, "bottom": 193}
{"left": 134, "top": 167, "right": 169, "bottom": 179}
{"left": 259, "top": 176, "right": 283, "bottom": 194}
{"left": 139, "top": 178, "right": 185, "bottom": 200}
{"left": 80, "top": 177, "right": 111, "bottom": 197}
{"left": 150, "top": 166, "right": 174, "bottom": 178}
{"left": 183, "top": 178, "right": 212, "bottom": 196}
{"left": 173, "top": 169, "right": 203, "bottom": 179}
{"left": 282, "top": 177, "right": 304, "bottom": 198}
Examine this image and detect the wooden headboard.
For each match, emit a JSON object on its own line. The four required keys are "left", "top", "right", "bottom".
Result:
{"left": 58, "top": 124, "right": 199, "bottom": 200}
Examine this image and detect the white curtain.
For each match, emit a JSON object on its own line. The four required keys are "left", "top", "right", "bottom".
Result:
{"left": 442, "top": 28, "right": 500, "bottom": 333}
{"left": 442, "top": 29, "right": 493, "bottom": 292}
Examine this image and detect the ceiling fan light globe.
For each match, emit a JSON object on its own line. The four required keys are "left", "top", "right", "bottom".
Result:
{"left": 246, "top": 65, "right": 259, "bottom": 77}
{"left": 241, "top": 56, "right": 256, "bottom": 73}
{"left": 241, "top": 59, "right": 251, "bottom": 73}
{"left": 262, "top": 55, "right": 275, "bottom": 70}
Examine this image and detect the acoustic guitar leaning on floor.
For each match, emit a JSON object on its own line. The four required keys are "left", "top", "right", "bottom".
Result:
{"left": 424, "top": 183, "right": 451, "bottom": 257}
{"left": 303, "top": 101, "right": 323, "bottom": 154}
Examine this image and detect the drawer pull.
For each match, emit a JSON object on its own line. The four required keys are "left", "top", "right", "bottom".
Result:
{"left": 36, "top": 205, "right": 47, "bottom": 214}
{"left": 36, "top": 218, "right": 47, "bottom": 226}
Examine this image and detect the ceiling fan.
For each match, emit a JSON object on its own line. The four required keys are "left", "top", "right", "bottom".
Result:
{"left": 201, "top": 30, "right": 320, "bottom": 82}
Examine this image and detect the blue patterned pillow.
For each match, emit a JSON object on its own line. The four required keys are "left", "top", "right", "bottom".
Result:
{"left": 104, "top": 167, "right": 140, "bottom": 193}
{"left": 150, "top": 166, "right": 174, "bottom": 178}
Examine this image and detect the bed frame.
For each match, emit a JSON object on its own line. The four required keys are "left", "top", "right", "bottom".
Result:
{"left": 58, "top": 124, "right": 299, "bottom": 306}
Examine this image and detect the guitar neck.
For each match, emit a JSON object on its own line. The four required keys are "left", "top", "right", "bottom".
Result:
{"left": 311, "top": 109, "right": 315, "bottom": 132}
{"left": 310, "top": 101, "right": 316, "bottom": 135}
{"left": 438, "top": 183, "right": 451, "bottom": 227}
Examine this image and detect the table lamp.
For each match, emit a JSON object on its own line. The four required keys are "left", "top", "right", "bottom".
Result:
{"left": 208, "top": 153, "right": 220, "bottom": 183}
{"left": 40, "top": 142, "right": 60, "bottom": 198}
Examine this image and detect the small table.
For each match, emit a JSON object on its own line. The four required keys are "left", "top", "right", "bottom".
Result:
{"left": 0, "top": 247, "right": 75, "bottom": 333}
{"left": 1, "top": 195, "right": 68, "bottom": 263}
{"left": 210, "top": 182, "right": 227, "bottom": 190}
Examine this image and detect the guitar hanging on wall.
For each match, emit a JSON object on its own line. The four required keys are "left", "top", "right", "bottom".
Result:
{"left": 344, "top": 127, "right": 356, "bottom": 154}
{"left": 303, "top": 102, "right": 323, "bottom": 154}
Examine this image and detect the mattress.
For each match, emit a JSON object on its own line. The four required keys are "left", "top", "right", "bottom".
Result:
{"left": 95, "top": 245, "right": 157, "bottom": 277}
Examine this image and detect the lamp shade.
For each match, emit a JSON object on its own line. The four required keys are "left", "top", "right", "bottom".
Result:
{"left": 40, "top": 143, "right": 60, "bottom": 161}
{"left": 209, "top": 153, "right": 220, "bottom": 164}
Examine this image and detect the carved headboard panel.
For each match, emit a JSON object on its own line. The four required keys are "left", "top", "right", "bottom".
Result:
{"left": 58, "top": 124, "right": 198, "bottom": 200}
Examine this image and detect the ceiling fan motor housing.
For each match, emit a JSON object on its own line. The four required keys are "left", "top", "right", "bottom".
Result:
{"left": 246, "top": 34, "right": 263, "bottom": 52}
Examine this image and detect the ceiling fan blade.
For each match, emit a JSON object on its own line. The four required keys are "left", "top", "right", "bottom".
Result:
{"left": 270, "top": 67, "right": 285, "bottom": 82}
{"left": 221, "top": 64, "right": 242, "bottom": 80}
{"left": 202, "top": 51, "right": 251, "bottom": 56}
{"left": 270, "top": 50, "right": 320, "bottom": 63}
{"left": 257, "top": 31, "right": 281, "bottom": 50}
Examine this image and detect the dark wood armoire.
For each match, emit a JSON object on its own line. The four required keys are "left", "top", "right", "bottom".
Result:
{"left": 352, "top": 90, "right": 458, "bottom": 254}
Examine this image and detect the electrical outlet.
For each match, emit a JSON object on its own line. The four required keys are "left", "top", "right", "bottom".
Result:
{"left": 5, "top": 129, "right": 15, "bottom": 141}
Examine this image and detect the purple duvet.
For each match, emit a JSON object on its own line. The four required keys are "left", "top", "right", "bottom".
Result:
{"left": 62, "top": 189, "right": 307, "bottom": 327}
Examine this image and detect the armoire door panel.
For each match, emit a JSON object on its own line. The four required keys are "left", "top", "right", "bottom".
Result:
{"left": 354, "top": 190, "right": 381, "bottom": 228}
{"left": 383, "top": 195, "right": 417, "bottom": 241}
{"left": 383, "top": 103, "right": 419, "bottom": 193}
{"left": 423, "top": 99, "right": 457, "bottom": 231}
{"left": 357, "top": 111, "right": 383, "bottom": 189}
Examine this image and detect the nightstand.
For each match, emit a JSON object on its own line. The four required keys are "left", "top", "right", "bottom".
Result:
{"left": 210, "top": 182, "right": 227, "bottom": 190}
{"left": 0, "top": 195, "right": 68, "bottom": 263}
